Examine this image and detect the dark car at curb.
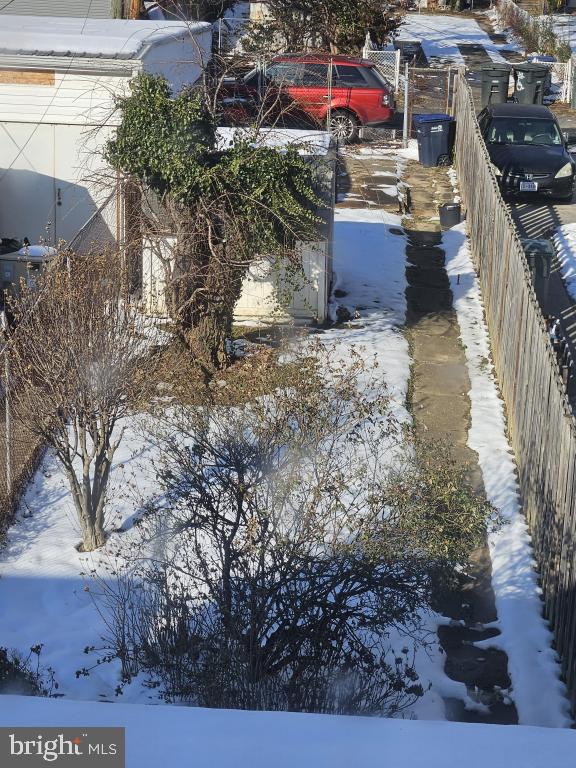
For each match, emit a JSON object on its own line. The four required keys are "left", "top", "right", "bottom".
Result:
{"left": 478, "top": 103, "right": 575, "bottom": 201}
{"left": 219, "top": 54, "right": 395, "bottom": 143}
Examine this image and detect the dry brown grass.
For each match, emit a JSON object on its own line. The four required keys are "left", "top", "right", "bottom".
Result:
{"left": 139, "top": 330, "right": 319, "bottom": 409}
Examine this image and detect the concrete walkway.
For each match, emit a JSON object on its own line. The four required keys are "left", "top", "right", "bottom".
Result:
{"left": 338, "top": 141, "right": 517, "bottom": 722}
{"left": 404, "top": 162, "right": 517, "bottom": 724}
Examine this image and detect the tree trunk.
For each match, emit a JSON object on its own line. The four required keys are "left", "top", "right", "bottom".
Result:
{"left": 67, "top": 467, "right": 107, "bottom": 552}
{"left": 185, "top": 305, "right": 230, "bottom": 372}
{"left": 81, "top": 519, "right": 107, "bottom": 552}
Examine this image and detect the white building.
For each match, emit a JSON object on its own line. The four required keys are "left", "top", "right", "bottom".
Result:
{"left": 141, "top": 129, "right": 336, "bottom": 326}
{"left": 0, "top": 16, "right": 212, "bottom": 246}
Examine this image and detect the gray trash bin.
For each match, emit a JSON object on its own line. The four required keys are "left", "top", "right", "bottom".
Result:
{"left": 480, "top": 64, "right": 511, "bottom": 107}
{"left": 513, "top": 62, "right": 549, "bottom": 105}
{"left": 439, "top": 203, "right": 461, "bottom": 229}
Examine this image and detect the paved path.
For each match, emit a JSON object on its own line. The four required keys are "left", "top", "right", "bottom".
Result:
{"left": 404, "top": 162, "right": 517, "bottom": 725}
{"left": 338, "top": 141, "right": 517, "bottom": 724}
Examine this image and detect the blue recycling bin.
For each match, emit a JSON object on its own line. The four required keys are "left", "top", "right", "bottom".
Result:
{"left": 412, "top": 113, "right": 455, "bottom": 167}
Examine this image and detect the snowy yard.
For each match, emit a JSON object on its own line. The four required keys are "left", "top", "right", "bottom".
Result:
{"left": 399, "top": 13, "right": 515, "bottom": 65}
{"left": 0, "top": 141, "right": 573, "bottom": 749}
{"left": 0, "top": 695, "right": 575, "bottom": 768}
{"left": 0, "top": 192, "right": 419, "bottom": 707}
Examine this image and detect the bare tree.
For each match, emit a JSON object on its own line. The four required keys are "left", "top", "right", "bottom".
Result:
{"left": 93, "top": 344, "right": 495, "bottom": 710}
{"left": 242, "top": 0, "right": 405, "bottom": 56}
{"left": 8, "top": 251, "right": 151, "bottom": 551}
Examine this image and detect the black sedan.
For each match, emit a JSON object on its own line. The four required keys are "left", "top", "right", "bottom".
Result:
{"left": 478, "top": 103, "right": 575, "bottom": 201}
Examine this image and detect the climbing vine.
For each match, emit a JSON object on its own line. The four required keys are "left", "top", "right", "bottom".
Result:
{"left": 106, "top": 74, "right": 322, "bottom": 370}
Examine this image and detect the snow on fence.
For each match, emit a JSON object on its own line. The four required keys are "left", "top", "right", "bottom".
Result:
{"left": 362, "top": 38, "right": 401, "bottom": 92}
{"left": 452, "top": 70, "right": 576, "bottom": 714}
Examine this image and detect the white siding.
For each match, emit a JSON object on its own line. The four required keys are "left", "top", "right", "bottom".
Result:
{"left": 0, "top": 0, "right": 112, "bottom": 17}
{"left": 0, "top": 69, "right": 135, "bottom": 126}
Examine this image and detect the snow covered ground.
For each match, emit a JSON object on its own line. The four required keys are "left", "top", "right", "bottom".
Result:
{"left": 0, "top": 141, "right": 571, "bottom": 736}
{"left": 553, "top": 224, "right": 576, "bottom": 302}
{"left": 0, "top": 185, "right": 419, "bottom": 707}
{"left": 399, "top": 13, "right": 515, "bottom": 65}
{"left": 1, "top": 695, "right": 576, "bottom": 768}
{"left": 443, "top": 223, "right": 571, "bottom": 727}
{"left": 549, "top": 16, "right": 576, "bottom": 54}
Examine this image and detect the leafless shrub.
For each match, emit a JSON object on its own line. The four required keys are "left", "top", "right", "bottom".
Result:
{"left": 93, "top": 344, "right": 494, "bottom": 712}
{"left": 7, "top": 251, "right": 153, "bottom": 551}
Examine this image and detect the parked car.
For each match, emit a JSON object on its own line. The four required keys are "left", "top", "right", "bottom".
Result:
{"left": 478, "top": 103, "right": 575, "bottom": 200}
{"left": 220, "top": 54, "right": 395, "bottom": 143}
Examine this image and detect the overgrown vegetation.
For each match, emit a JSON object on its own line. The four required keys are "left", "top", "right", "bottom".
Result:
{"left": 92, "top": 345, "right": 497, "bottom": 715}
{"left": 243, "top": 0, "right": 404, "bottom": 56}
{"left": 106, "top": 73, "right": 323, "bottom": 371}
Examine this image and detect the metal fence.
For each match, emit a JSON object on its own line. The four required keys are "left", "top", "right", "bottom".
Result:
{"left": 452, "top": 71, "right": 576, "bottom": 712}
{"left": 361, "top": 40, "right": 401, "bottom": 92}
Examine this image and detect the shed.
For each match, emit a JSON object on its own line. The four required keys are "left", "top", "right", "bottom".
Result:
{"left": 141, "top": 128, "right": 336, "bottom": 326}
{"left": 0, "top": 16, "right": 212, "bottom": 246}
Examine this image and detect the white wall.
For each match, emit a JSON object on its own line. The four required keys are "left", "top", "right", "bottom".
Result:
{"left": 142, "top": 237, "right": 331, "bottom": 325}
{"left": 142, "top": 26, "right": 213, "bottom": 94}
{"left": 0, "top": 121, "right": 115, "bottom": 244}
{"left": 0, "top": 69, "right": 133, "bottom": 126}
{"left": 0, "top": 26, "right": 211, "bottom": 246}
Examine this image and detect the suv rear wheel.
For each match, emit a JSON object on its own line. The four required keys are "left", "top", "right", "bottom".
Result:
{"left": 329, "top": 109, "right": 359, "bottom": 143}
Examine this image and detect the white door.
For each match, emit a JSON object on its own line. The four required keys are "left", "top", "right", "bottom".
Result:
{"left": 0, "top": 122, "right": 57, "bottom": 244}
{"left": 0, "top": 121, "right": 112, "bottom": 247}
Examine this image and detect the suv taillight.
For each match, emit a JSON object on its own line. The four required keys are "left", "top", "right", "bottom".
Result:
{"left": 382, "top": 91, "right": 390, "bottom": 107}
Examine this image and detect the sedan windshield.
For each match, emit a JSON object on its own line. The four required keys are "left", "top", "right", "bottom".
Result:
{"left": 486, "top": 117, "right": 563, "bottom": 146}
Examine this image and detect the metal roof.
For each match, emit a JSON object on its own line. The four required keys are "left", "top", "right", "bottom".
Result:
{"left": 0, "top": 16, "right": 210, "bottom": 60}
{"left": 0, "top": 0, "right": 112, "bottom": 18}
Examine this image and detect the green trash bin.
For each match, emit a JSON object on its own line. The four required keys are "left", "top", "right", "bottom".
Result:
{"left": 513, "top": 62, "right": 549, "bottom": 105}
{"left": 480, "top": 64, "right": 511, "bottom": 107}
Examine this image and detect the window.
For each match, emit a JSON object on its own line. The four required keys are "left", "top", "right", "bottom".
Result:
{"left": 301, "top": 64, "right": 329, "bottom": 87}
{"left": 263, "top": 63, "right": 303, "bottom": 86}
{"left": 334, "top": 65, "right": 372, "bottom": 88}
{"left": 486, "top": 117, "right": 562, "bottom": 146}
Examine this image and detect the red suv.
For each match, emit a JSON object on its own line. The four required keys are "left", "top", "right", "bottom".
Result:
{"left": 221, "top": 54, "right": 395, "bottom": 142}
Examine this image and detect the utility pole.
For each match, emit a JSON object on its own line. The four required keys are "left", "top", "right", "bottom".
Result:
{"left": 129, "top": 0, "right": 141, "bottom": 19}
{"left": 402, "top": 62, "right": 410, "bottom": 148}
